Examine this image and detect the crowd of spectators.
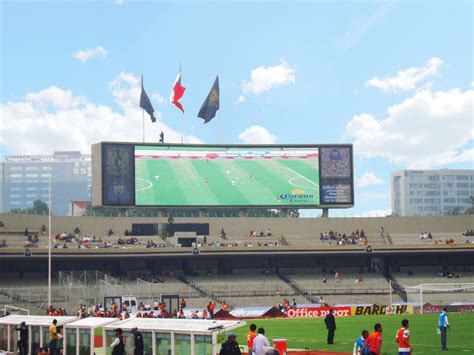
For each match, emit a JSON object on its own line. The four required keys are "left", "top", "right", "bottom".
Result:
{"left": 72, "top": 298, "right": 230, "bottom": 321}
{"left": 46, "top": 305, "right": 67, "bottom": 316}
{"left": 320, "top": 229, "right": 367, "bottom": 246}
{"left": 248, "top": 229, "right": 273, "bottom": 237}
{"left": 463, "top": 229, "right": 474, "bottom": 236}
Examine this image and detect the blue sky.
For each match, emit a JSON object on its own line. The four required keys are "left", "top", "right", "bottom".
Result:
{"left": 1, "top": 0, "right": 473, "bottom": 216}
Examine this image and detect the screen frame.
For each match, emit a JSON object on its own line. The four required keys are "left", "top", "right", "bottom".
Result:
{"left": 94, "top": 142, "right": 354, "bottom": 209}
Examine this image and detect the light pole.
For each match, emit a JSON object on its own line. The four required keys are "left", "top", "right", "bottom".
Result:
{"left": 47, "top": 159, "right": 52, "bottom": 307}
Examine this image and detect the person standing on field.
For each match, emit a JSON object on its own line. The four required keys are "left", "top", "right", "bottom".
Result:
{"left": 353, "top": 329, "right": 370, "bottom": 355}
{"left": 361, "top": 323, "right": 383, "bottom": 355}
{"left": 324, "top": 309, "right": 336, "bottom": 344}
{"left": 396, "top": 319, "right": 412, "bottom": 355}
{"left": 439, "top": 307, "right": 450, "bottom": 351}
{"left": 246, "top": 324, "right": 257, "bottom": 355}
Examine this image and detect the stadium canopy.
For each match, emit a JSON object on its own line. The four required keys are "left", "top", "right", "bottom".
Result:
{"left": 64, "top": 317, "right": 118, "bottom": 355}
{"left": 0, "top": 315, "right": 77, "bottom": 353}
{"left": 230, "top": 306, "right": 283, "bottom": 319}
{"left": 102, "top": 317, "right": 245, "bottom": 355}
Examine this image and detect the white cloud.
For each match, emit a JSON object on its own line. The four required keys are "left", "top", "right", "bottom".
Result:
{"left": 359, "top": 209, "right": 392, "bottom": 217}
{"left": 238, "top": 125, "right": 277, "bottom": 144}
{"left": 234, "top": 95, "right": 246, "bottom": 105}
{"left": 151, "top": 93, "right": 167, "bottom": 106}
{"left": 344, "top": 88, "right": 474, "bottom": 168}
{"left": 237, "top": 59, "right": 295, "bottom": 103}
{"left": 470, "top": 82, "right": 474, "bottom": 87}
{"left": 366, "top": 57, "right": 443, "bottom": 93}
{"left": 338, "top": 3, "right": 392, "bottom": 50}
{"left": 115, "top": 0, "right": 124, "bottom": 5}
{"left": 357, "top": 172, "right": 384, "bottom": 188}
{"left": 73, "top": 46, "right": 109, "bottom": 62}
{"left": 0, "top": 72, "right": 202, "bottom": 155}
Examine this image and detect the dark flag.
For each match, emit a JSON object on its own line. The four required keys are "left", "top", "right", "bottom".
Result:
{"left": 197, "top": 76, "right": 219, "bottom": 124}
{"left": 140, "top": 74, "right": 156, "bottom": 123}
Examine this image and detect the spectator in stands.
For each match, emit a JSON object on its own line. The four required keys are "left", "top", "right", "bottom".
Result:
{"left": 220, "top": 228, "right": 227, "bottom": 239}
{"left": 201, "top": 309, "right": 208, "bottom": 319}
{"left": 0, "top": 240, "right": 6, "bottom": 248}
{"left": 319, "top": 296, "right": 325, "bottom": 305}
{"left": 266, "top": 229, "right": 272, "bottom": 236}
{"left": 355, "top": 275, "right": 364, "bottom": 283}
{"left": 222, "top": 301, "right": 229, "bottom": 311}
{"left": 179, "top": 297, "right": 186, "bottom": 310}
{"left": 361, "top": 323, "right": 383, "bottom": 355}
{"left": 247, "top": 324, "right": 257, "bottom": 355}
{"left": 253, "top": 328, "right": 270, "bottom": 355}
{"left": 334, "top": 271, "right": 341, "bottom": 283}
{"left": 438, "top": 307, "right": 449, "bottom": 351}
{"left": 323, "top": 275, "right": 327, "bottom": 284}
{"left": 16, "top": 321, "right": 28, "bottom": 355}
{"left": 291, "top": 298, "right": 297, "bottom": 307}
{"left": 379, "top": 226, "right": 384, "bottom": 238}
{"left": 191, "top": 310, "right": 199, "bottom": 319}
{"left": 324, "top": 309, "right": 336, "bottom": 344}
{"left": 219, "top": 332, "right": 241, "bottom": 355}
{"left": 353, "top": 329, "right": 369, "bottom": 355}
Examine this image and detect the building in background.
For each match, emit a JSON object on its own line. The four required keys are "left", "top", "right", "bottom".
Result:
{"left": 1, "top": 151, "right": 91, "bottom": 215}
{"left": 392, "top": 169, "right": 474, "bottom": 216}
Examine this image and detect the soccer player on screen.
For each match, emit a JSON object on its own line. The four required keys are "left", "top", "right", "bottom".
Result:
{"left": 396, "top": 319, "right": 412, "bottom": 355}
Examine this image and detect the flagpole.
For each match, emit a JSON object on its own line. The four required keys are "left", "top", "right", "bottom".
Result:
{"left": 142, "top": 109, "right": 145, "bottom": 142}
{"left": 217, "top": 109, "right": 222, "bottom": 144}
{"left": 181, "top": 111, "right": 184, "bottom": 144}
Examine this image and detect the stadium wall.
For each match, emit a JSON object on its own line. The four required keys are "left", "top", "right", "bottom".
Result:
{"left": 0, "top": 213, "right": 472, "bottom": 237}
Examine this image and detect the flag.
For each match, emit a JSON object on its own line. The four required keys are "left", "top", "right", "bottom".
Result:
{"left": 197, "top": 76, "right": 219, "bottom": 124}
{"left": 139, "top": 74, "right": 156, "bottom": 123}
{"left": 170, "top": 69, "right": 186, "bottom": 113}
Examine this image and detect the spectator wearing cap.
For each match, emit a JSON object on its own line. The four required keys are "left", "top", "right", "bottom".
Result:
{"left": 219, "top": 332, "right": 242, "bottom": 355}
{"left": 110, "top": 328, "right": 126, "bottom": 355}
{"left": 132, "top": 327, "right": 143, "bottom": 355}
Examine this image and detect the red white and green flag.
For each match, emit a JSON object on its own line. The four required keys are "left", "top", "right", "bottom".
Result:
{"left": 170, "top": 69, "right": 186, "bottom": 113}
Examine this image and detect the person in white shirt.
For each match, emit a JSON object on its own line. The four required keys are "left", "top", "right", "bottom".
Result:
{"left": 253, "top": 327, "right": 270, "bottom": 355}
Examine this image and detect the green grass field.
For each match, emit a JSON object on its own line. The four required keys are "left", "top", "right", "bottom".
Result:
{"left": 228, "top": 313, "right": 474, "bottom": 354}
{"left": 135, "top": 157, "right": 320, "bottom": 206}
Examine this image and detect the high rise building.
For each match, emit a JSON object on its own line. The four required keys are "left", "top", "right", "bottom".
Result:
{"left": 1, "top": 151, "right": 91, "bottom": 215}
{"left": 391, "top": 169, "right": 474, "bottom": 216}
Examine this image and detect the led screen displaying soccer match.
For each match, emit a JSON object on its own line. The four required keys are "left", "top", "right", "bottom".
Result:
{"left": 92, "top": 143, "right": 353, "bottom": 208}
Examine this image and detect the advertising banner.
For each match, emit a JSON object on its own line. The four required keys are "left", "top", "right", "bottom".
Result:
{"left": 351, "top": 305, "right": 414, "bottom": 315}
{"left": 286, "top": 306, "right": 351, "bottom": 319}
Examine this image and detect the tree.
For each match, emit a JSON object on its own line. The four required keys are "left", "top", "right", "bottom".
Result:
{"left": 32, "top": 199, "right": 49, "bottom": 215}
{"left": 464, "top": 196, "right": 474, "bottom": 215}
{"left": 10, "top": 199, "right": 49, "bottom": 215}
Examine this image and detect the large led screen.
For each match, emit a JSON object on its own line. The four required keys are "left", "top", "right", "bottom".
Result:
{"left": 92, "top": 143, "right": 353, "bottom": 208}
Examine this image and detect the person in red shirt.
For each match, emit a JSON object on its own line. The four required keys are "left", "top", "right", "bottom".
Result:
{"left": 222, "top": 301, "right": 228, "bottom": 311}
{"left": 361, "top": 323, "right": 383, "bottom": 355}
{"left": 246, "top": 324, "right": 257, "bottom": 355}
{"left": 396, "top": 319, "right": 412, "bottom": 355}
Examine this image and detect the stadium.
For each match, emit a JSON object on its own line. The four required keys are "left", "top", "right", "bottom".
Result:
{"left": 0, "top": 142, "right": 473, "bottom": 355}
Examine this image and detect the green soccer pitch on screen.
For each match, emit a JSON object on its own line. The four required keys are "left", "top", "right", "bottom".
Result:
{"left": 134, "top": 145, "right": 321, "bottom": 207}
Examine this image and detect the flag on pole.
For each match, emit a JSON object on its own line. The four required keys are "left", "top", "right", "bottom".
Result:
{"left": 170, "top": 68, "right": 186, "bottom": 113}
{"left": 140, "top": 74, "right": 156, "bottom": 123}
{"left": 197, "top": 76, "right": 219, "bottom": 124}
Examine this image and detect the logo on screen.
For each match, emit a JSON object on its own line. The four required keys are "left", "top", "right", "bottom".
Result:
{"left": 279, "top": 190, "right": 315, "bottom": 203}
